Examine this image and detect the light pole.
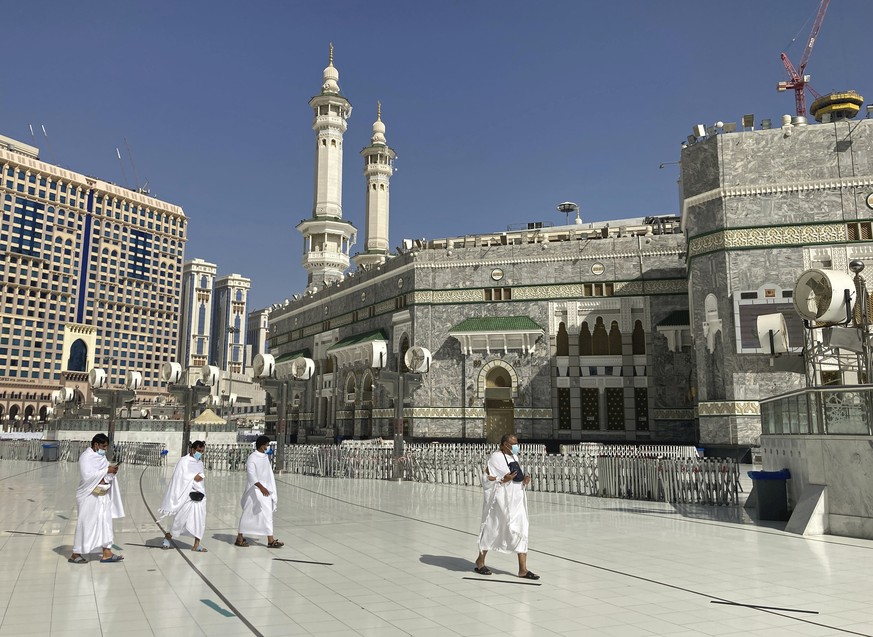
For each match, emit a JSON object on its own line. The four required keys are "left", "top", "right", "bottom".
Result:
{"left": 557, "top": 201, "right": 581, "bottom": 226}
{"left": 225, "top": 326, "right": 240, "bottom": 425}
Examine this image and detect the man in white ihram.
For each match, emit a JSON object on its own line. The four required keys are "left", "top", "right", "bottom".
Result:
{"left": 68, "top": 433, "right": 125, "bottom": 564}
{"left": 474, "top": 433, "right": 539, "bottom": 579}
{"left": 234, "top": 436, "right": 284, "bottom": 548}
{"left": 159, "top": 440, "right": 207, "bottom": 552}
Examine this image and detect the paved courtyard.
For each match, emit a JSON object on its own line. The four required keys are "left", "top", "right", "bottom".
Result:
{"left": 0, "top": 458, "right": 871, "bottom": 636}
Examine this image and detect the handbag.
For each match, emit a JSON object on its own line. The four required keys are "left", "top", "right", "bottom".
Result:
{"left": 189, "top": 491, "right": 205, "bottom": 502}
{"left": 503, "top": 454, "right": 525, "bottom": 482}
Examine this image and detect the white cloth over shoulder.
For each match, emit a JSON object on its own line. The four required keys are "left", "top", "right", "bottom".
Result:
{"left": 159, "top": 454, "right": 206, "bottom": 540}
{"left": 73, "top": 447, "right": 125, "bottom": 555}
{"left": 238, "top": 451, "right": 277, "bottom": 537}
{"left": 477, "top": 450, "right": 529, "bottom": 554}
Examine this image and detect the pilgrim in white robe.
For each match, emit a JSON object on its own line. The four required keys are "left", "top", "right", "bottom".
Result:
{"left": 158, "top": 454, "right": 206, "bottom": 540}
{"left": 238, "top": 450, "right": 278, "bottom": 536}
{"left": 477, "top": 450, "right": 529, "bottom": 554}
{"left": 73, "top": 447, "right": 125, "bottom": 555}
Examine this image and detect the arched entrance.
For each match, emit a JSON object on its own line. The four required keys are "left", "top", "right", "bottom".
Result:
{"left": 484, "top": 365, "right": 514, "bottom": 443}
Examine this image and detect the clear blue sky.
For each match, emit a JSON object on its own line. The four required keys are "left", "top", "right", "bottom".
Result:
{"left": 3, "top": 0, "right": 872, "bottom": 309}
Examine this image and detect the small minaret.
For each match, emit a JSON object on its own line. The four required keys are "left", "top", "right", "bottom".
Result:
{"left": 297, "top": 44, "right": 357, "bottom": 291}
{"left": 353, "top": 101, "right": 396, "bottom": 270}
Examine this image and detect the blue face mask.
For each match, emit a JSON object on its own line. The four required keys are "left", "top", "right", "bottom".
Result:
{"left": 265, "top": 447, "right": 273, "bottom": 456}
{"left": 193, "top": 451, "right": 202, "bottom": 461}
{"left": 510, "top": 444, "right": 520, "bottom": 455}
{"left": 97, "top": 449, "right": 106, "bottom": 457}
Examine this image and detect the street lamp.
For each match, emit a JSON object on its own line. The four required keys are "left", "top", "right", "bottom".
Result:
{"left": 161, "top": 362, "right": 211, "bottom": 455}
{"left": 226, "top": 326, "right": 240, "bottom": 424}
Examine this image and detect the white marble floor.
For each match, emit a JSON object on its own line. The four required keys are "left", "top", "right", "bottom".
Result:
{"left": 0, "top": 458, "right": 871, "bottom": 636}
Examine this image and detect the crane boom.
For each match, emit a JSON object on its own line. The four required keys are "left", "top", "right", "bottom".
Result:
{"left": 777, "top": 0, "right": 830, "bottom": 117}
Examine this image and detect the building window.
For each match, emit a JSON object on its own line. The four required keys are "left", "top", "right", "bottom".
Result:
{"left": 558, "top": 388, "right": 571, "bottom": 430}
{"left": 11, "top": 198, "right": 44, "bottom": 257}
{"left": 632, "top": 320, "right": 646, "bottom": 355}
{"left": 580, "top": 388, "right": 599, "bottom": 430}
{"left": 579, "top": 322, "right": 592, "bottom": 356}
{"left": 128, "top": 229, "right": 152, "bottom": 280}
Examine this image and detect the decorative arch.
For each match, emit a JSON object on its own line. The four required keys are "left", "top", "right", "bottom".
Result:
{"left": 556, "top": 322, "right": 569, "bottom": 356}
{"left": 68, "top": 339, "right": 88, "bottom": 372}
{"left": 23, "top": 405, "right": 34, "bottom": 421}
{"left": 398, "top": 334, "right": 410, "bottom": 372}
{"left": 344, "top": 373, "right": 356, "bottom": 403}
{"left": 477, "top": 360, "right": 519, "bottom": 397}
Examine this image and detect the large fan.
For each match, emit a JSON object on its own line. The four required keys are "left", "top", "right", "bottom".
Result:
{"left": 253, "top": 353, "right": 276, "bottom": 379}
{"left": 290, "top": 357, "right": 315, "bottom": 380}
{"left": 793, "top": 269, "right": 855, "bottom": 324}
{"left": 125, "top": 371, "right": 143, "bottom": 391}
{"left": 160, "top": 361, "right": 183, "bottom": 384}
{"left": 88, "top": 367, "right": 107, "bottom": 389}
{"left": 756, "top": 313, "right": 790, "bottom": 353}
{"left": 201, "top": 365, "right": 220, "bottom": 386}
{"left": 404, "top": 346, "right": 432, "bottom": 373}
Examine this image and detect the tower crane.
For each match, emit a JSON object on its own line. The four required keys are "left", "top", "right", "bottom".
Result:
{"left": 777, "top": 0, "right": 830, "bottom": 117}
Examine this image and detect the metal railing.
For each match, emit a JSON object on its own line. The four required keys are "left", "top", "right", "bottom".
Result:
{"left": 760, "top": 385, "right": 873, "bottom": 435}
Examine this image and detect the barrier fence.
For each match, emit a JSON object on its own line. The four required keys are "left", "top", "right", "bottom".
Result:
{"left": 1, "top": 439, "right": 740, "bottom": 506}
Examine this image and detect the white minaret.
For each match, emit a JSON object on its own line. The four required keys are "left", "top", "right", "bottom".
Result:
{"left": 297, "top": 44, "right": 357, "bottom": 291}
{"left": 353, "top": 101, "right": 396, "bottom": 270}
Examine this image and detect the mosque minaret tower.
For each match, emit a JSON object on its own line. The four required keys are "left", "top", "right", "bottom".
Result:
{"left": 353, "top": 102, "right": 396, "bottom": 270}
{"left": 297, "top": 44, "right": 357, "bottom": 292}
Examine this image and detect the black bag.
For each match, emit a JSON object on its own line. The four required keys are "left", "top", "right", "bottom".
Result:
{"left": 189, "top": 491, "right": 205, "bottom": 502}
{"left": 506, "top": 459, "right": 525, "bottom": 482}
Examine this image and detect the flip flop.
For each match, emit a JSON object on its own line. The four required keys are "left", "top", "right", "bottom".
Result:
{"left": 192, "top": 546, "right": 207, "bottom": 552}
{"left": 162, "top": 539, "right": 171, "bottom": 550}
{"left": 100, "top": 555, "right": 124, "bottom": 563}
{"left": 473, "top": 565, "right": 492, "bottom": 575}
{"left": 67, "top": 556, "right": 87, "bottom": 564}
{"left": 519, "top": 571, "right": 539, "bottom": 580}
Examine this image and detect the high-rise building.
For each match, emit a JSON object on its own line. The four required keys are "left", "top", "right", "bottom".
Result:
{"left": 246, "top": 307, "right": 270, "bottom": 364}
{"left": 178, "top": 258, "right": 218, "bottom": 370}
{"left": 211, "top": 274, "right": 250, "bottom": 374}
{"left": 0, "top": 133, "right": 187, "bottom": 423}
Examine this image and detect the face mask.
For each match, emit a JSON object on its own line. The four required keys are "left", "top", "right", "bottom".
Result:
{"left": 97, "top": 449, "right": 106, "bottom": 457}
{"left": 193, "top": 451, "right": 202, "bottom": 461}
{"left": 265, "top": 447, "right": 273, "bottom": 456}
{"left": 510, "top": 444, "right": 520, "bottom": 455}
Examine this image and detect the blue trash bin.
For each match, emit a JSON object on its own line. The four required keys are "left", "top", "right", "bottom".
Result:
{"left": 748, "top": 469, "right": 791, "bottom": 521}
{"left": 42, "top": 442, "right": 60, "bottom": 462}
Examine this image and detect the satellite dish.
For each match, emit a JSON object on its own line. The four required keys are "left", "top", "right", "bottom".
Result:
{"left": 404, "top": 346, "right": 432, "bottom": 373}
{"left": 793, "top": 269, "right": 856, "bottom": 324}
{"left": 201, "top": 365, "right": 220, "bottom": 387}
{"left": 290, "top": 357, "right": 315, "bottom": 380}
{"left": 161, "top": 361, "right": 183, "bottom": 384}
{"left": 253, "top": 353, "right": 276, "bottom": 379}
{"left": 88, "top": 367, "right": 107, "bottom": 389}
{"left": 756, "top": 313, "right": 789, "bottom": 354}
{"left": 125, "top": 371, "right": 143, "bottom": 391}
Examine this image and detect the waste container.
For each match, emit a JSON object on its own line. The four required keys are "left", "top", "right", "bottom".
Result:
{"left": 42, "top": 442, "right": 60, "bottom": 462}
{"left": 747, "top": 469, "right": 791, "bottom": 521}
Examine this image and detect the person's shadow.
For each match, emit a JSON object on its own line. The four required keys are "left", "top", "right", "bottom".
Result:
{"left": 420, "top": 554, "right": 478, "bottom": 573}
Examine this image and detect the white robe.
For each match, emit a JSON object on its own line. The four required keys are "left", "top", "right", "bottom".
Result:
{"left": 238, "top": 451, "right": 278, "bottom": 536}
{"left": 477, "top": 450, "right": 529, "bottom": 554}
{"left": 73, "top": 448, "right": 125, "bottom": 555}
{"left": 159, "top": 454, "right": 206, "bottom": 540}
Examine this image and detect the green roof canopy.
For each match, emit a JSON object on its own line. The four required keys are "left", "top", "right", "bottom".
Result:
{"left": 327, "top": 329, "right": 388, "bottom": 351}
{"left": 450, "top": 316, "right": 543, "bottom": 333}
{"left": 274, "top": 348, "right": 311, "bottom": 363}
{"left": 657, "top": 310, "right": 690, "bottom": 327}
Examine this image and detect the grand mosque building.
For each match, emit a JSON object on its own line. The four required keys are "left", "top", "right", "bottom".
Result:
{"left": 265, "top": 49, "right": 873, "bottom": 455}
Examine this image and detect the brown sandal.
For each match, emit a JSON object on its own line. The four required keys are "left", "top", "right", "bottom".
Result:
{"left": 267, "top": 539, "right": 284, "bottom": 548}
{"left": 234, "top": 538, "right": 250, "bottom": 547}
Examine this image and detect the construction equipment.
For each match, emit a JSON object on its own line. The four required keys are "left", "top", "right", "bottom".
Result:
{"left": 777, "top": 0, "right": 830, "bottom": 117}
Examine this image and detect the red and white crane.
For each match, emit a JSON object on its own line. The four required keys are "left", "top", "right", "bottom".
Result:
{"left": 777, "top": 0, "right": 830, "bottom": 117}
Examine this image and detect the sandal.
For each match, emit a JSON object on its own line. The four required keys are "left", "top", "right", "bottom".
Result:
{"left": 473, "top": 565, "right": 492, "bottom": 576}
{"left": 234, "top": 538, "right": 250, "bottom": 547}
{"left": 518, "top": 571, "right": 539, "bottom": 580}
{"left": 192, "top": 546, "right": 207, "bottom": 552}
{"left": 267, "top": 539, "right": 284, "bottom": 549}
{"left": 99, "top": 554, "right": 124, "bottom": 563}
{"left": 162, "top": 539, "right": 171, "bottom": 550}
{"left": 67, "top": 556, "right": 87, "bottom": 564}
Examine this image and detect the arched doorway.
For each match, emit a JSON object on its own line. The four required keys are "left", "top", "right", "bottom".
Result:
{"left": 484, "top": 365, "right": 514, "bottom": 443}
{"left": 68, "top": 339, "right": 88, "bottom": 372}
